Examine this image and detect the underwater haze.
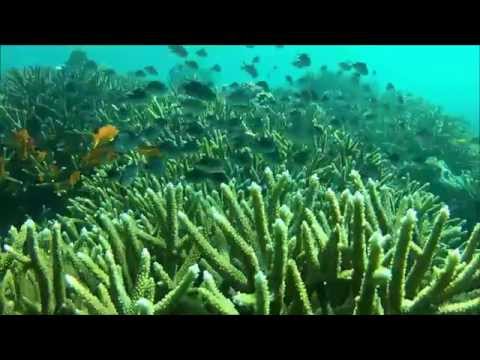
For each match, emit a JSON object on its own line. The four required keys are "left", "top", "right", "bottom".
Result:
{"left": 1, "top": 45, "right": 479, "bottom": 133}
{"left": 2, "top": 44, "right": 480, "bottom": 315}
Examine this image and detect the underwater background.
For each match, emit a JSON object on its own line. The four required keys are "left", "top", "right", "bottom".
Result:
{"left": 0, "top": 44, "right": 480, "bottom": 315}
{"left": 1, "top": 45, "right": 479, "bottom": 133}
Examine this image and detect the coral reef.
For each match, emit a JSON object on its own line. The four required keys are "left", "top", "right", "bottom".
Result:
{"left": 0, "top": 50, "right": 479, "bottom": 315}
{"left": 1, "top": 168, "right": 479, "bottom": 315}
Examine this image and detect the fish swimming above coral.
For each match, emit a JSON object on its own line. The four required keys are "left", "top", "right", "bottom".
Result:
{"left": 338, "top": 61, "right": 352, "bottom": 71}
{"left": 1, "top": 46, "right": 479, "bottom": 317}
{"left": 168, "top": 45, "right": 189, "bottom": 58}
{"left": 182, "top": 80, "right": 216, "bottom": 101}
{"left": 241, "top": 63, "right": 258, "bottom": 78}
{"left": 114, "top": 131, "right": 144, "bottom": 153}
{"left": 145, "top": 80, "right": 168, "bottom": 96}
{"left": 210, "top": 64, "right": 222, "bottom": 72}
{"left": 180, "top": 97, "right": 208, "bottom": 114}
{"left": 65, "top": 49, "right": 89, "bottom": 68}
{"left": 196, "top": 48, "right": 208, "bottom": 57}
{"left": 185, "top": 60, "right": 199, "bottom": 70}
{"left": 92, "top": 125, "right": 119, "bottom": 149}
{"left": 352, "top": 62, "right": 369, "bottom": 75}
{"left": 134, "top": 70, "right": 147, "bottom": 78}
{"left": 9, "top": 128, "right": 36, "bottom": 161}
{"left": 292, "top": 53, "right": 311, "bottom": 68}
{"left": 144, "top": 65, "right": 158, "bottom": 75}
{"left": 124, "top": 88, "right": 150, "bottom": 104}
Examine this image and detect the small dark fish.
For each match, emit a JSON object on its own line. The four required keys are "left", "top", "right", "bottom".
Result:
{"left": 292, "top": 148, "right": 311, "bottom": 164}
{"left": 275, "top": 45, "right": 284, "bottom": 48}
{"left": 66, "top": 50, "right": 88, "bottom": 68}
{"left": 362, "top": 84, "right": 371, "bottom": 93}
{"left": 226, "top": 88, "right": 254, "bottom": 105}
{"left": 397, "top": 95, "right": 404, "bottom": 105}
{"left": 412, "top": 154, "right": 427, "bottom": 164}
{"left": 181, "top": 139, "right": 200, "bottom": 153}
{"left": 416, "top": 128, "right": 433, "bottom": 139}
{"left": 114, "top": 131, "right": 142, "bottom": 153}
{"left": 245, "top": 45, "right": 256, "bottom": 48}
{"left": 145, "top": 157, "right": 165, "bottom": 176}
{"left": 186, "top": 167, "right": 228, "bottom": 184}
{"left": 64, "top": 81, "right": 77, "bottom": 93}
{"left": 185, "top": 122, "right": 206, "bottom": 136}
{"left": 196, "top": 48, "right": 208, "bottom": 57}
{"left": 320, "top": 65, "right": 328, "bottom": 72}
{"left": 349, "top": 117, "right": 360, "bottom": 127}
{"left": 252, "top": 136, "right": 276, "bottom": 154}
{"left": 210, "top": 64, "right": 222, "bottom": 72}
{"left": 156, "top": 140, "right": 182, "bottom": 157}
{"left": 84, "top": 60, "right": 98, "bottom": 71}
{"left": 125, "top": 88, "right": 150, "bottom": 103}
{"left": 273, "top": 65, "right": 278, "bottom": 70}
{"left": 352, "top": 62, "right": 368, "bottom": 76}
{"left": 285, "top": 75, "right": 293, "bottom": 85}
{"left": 195, "top": 157, "right": 225, "bottom": 173}
{"left": 252, "top": 56, "right": 260, "bottom": 64}
{"left": 181, "top": 97, "right": 207, "bottom": 114}
{"left": 182, "top": 80, "right": 216, "bottom": 101}
{"left": 292, "top": 53, "right": 311, "bottom": 68}
{"left": 262, "top": 149, "right": 281, "bottom": 163}
{"left": 320, "top": 92, "right": 329, "bottom": 102}
{"left": 145, "top": 80, "right": 168, "bottom": 95}
{"left": 134, "top": 70, "right": 147, "bottom": 78}
{"left": 119, "top": 164, "right": 140, "bottom": 186}
{"left": 363, "top": 111, "right": 377, "bottom": 120}
{"left": 372, "top": 70, "right": 377, "bottom": 76}
{"left": 330, "top": 117, "right": 342, "bottom": 127}
{"left": 386, "top": 83, "right": 395, "bottom": 91}
{"left": 296, "top": 75, "right": 310, "bottom": 86}
{"left": 185, "top": 168, "right": 204, "bottom": 182}
{"left": 142, "top": 124, "right": 163, "bottom": 140}
{"left": 338, "top": 62, "right": 352, "bottom": 71}
{"left": 229, "top": 82, "right": 239, "bottom": 89}
{"left": 233, "top": 148, "right": 253, "bottom": 165}
{"left": 185, "top": 60, "right": 199, "bottom": 70}
{"left": 296, "top": 90, "right": 318, "bottom": 102}
{"left": 230, "top": 130, "right": 255, "bottom": 147}
{"left": 387, "top": 153, "right": 401, "bottom": 164}
{"left": 168, "top": 45, "right": 189, "bottom": 58}
{"left": 242, "top": 63, "right": 258, "bottom": 78}
{"left": 256, "top": 81, "right": 270, "bottom": 92}
{"left": 351, "top": 72, "right": 361, "bottom": 85}
{"left": 102, "top": 69, "right": 116, "bottom": 76}
{"left": 144, "top": 66, "right": 158, "bottom": 75}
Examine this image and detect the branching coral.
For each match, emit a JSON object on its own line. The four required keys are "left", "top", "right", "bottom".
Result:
{"left": 1, "top": 168, "right": 479, "bottom": 315}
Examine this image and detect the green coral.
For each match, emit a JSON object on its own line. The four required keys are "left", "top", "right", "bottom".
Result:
{"left": 1, "top": 167, "right": 479, "bottom": 315}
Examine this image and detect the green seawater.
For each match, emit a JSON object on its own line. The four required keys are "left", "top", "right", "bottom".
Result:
{"left": 1, "top": 45, "right": 479, "bottom": 133}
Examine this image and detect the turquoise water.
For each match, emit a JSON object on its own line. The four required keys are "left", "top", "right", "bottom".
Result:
{"left": 1, "top": 45, "right": 479, "bottom": 132}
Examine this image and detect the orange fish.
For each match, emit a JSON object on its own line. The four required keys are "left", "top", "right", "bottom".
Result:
{"left": 0, "top": 157, "right": 6, "bottom": 179}
{"left": 92, "top": 125, "right": 119, "bottom": 149}
{"left": 68, "top": 171, "right": 81, "bottom": 187}
{"left": 35, "top": 150, "right": 48, "bottom": 162}
{"left": 81, "top": 145, "right": 118, "bottom": 168}
{"left": 49, "top": 164, "right": 60, "bottom": 179}
{"left": 12, "top": 128, "right": 36, "bottom": 160}
{"left": 137, "top": 145, "right": 162, "bottom": 159}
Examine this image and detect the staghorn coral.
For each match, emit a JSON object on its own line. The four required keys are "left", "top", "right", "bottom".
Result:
{"left": 1, "top": 168, "right": 479, "bottom": 315}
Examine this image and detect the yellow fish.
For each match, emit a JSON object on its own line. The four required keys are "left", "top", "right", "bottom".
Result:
{"left": 92, "top": 125, "right": 119, "bottom": 149}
